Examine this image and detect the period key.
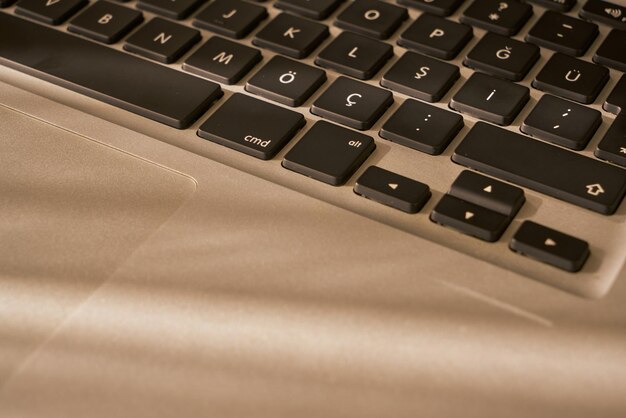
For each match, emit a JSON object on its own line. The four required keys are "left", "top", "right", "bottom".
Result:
{"left": 354, "top": 166, "right": 431, "bottom": 213}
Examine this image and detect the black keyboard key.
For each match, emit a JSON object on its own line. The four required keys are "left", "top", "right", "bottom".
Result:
{"left": 381, "top": 51, "right": 459, "bottom": 102}
{"left": 593, "top": 29, "right": 626, "bottom": 72}
{"left": 449, "top": 170, "right": 525, "bottom": 218}
{"left": 198, "top": 93, "right": 305, "bottom": 160}
{"left": 124, "top": 18, "right": 200, "bottom": 63}
{"left": 604, "top": 74, "right": 626, "bottom": 115}
{"left": 0, "top": 12, "right": 222, "bottom": 128}
{"left": 526, "top": 11, "right": 598, "bottom": 56}
{"left": 397, "top": 0, "right": 465, "bottom": 17}
{"left": 398, "top": 13, "right": 472, "bottom": 60}
{"left": 253, "top": 13, "right": 329, "bottom": 59}
{"left": 533, "top": 53, "right": 609, "bottom": 104}
{"left": 193, "top": 0, "right": 267, "bottom": 39}
{"left": 283, "top": 121, "right": 376, "bottom": 186}
{"left": 136, "top": 0, "right": 203, "bottom": 19}
{"left": 521, "top": 94, "right": 601, "bottom": 150}
{"left": 452, "top": 122, "right": 626, "bottom": 214}
{"left": 525, "top": 0, "right": 575, "bottom": 12}
{"left": 311, "top": 76, "right": 393, "bottom": 130}
{"left": 16, "top": 0, "right": 87, "bottom": 25}
{"left": 460, "top": 0, "right": 532, "bottom": 36}
{"left": 246, "top": 55, "right": 326, "bottom": 106}
{"left": 275, "top": 0, "right": 343, "bottom": 20}
{"left": 579, "top": 0, "right": 626, "bottom": 31}
{"left": 464, "top": 32, "right": 539, "bottom": 81}
{"left": 315, "top": 31, "right": 393, "bottom": 79}
{"left": 335, "top": 0, "right": 408, "bottom": 39}
{"left": 450, "top": 72, "right": 529, "bottom": 125}
{"left": 354, "top": 166, "right": 431, "bottom": 213}
{"left": 68, "top": 0, "right": 142, "bottom": 44}
{"left": 510, "top": 221, "right": 590, "bottom": 272}
{"left": 595, "top": 116, "right": 626, "bottom": 168}
{"left": 430, "top": 194, "right": 511, "bottom": 242}
{"left": 380, "top": 99, "right": 463, "bottom": 155}
{"left": 183, "top": 36, "right": 262, "bottom": 84}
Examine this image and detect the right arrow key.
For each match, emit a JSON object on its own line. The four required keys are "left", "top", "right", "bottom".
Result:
{"left": 510, "top": 221, "right": 590, "bottom": 272}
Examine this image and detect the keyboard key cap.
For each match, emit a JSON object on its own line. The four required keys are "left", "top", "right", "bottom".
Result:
{"left": 460, "top": 0, "right": 532, "bottom": 36}
{"left": 604, "top": 73, "right": 626, "bottom": 115}
{"left": 315, "top": 31, "right": 393, "bottom": 79}
{"left": 593, "top": 29, "right": 626, "bottom": 72}
{"left": 136, "top": 0, "right": 203, "bottom": 20}
{"left": 449, "top": 170, "right": 525, "bottom": 218}
{"left": 253, "top": 13, "right": 329, "bottom": 58}
{"left": 450, "top": 72, "right": 529, "bottom": 125}
{"left": 398, "top": 13, "right": 472, "bottom": 60}
{"left": 335, "top": 0, "right": 408, "bottom": 39}
{"left": 193, "top": 0, "right": 267, "bottom": 39}
{"left": 526, "top": 11, "right": 598, "bottom": 56}
{"left": 464, "top": 32, "right": 539, "bottom": 81}
{"left": 246, "top": 55, "right": 326, "bottom": 106}
{"left": 533, "top": 53, "right": 609, "bottom": 104}
{"left": 124, "top": 17, "right": 200, "bottom": 63}
{"left": 452, "top": 122, "right": 626, "bottom": 214}
{"left": 380, "top": 99, "right": 463, "bottom": 155}
{"left": 521, "top": 94, "right": 601, "bottom": 150}
{"left": 183, "top": 36, "right": 262, "bottom": 85}
{"left": 311, "top": 76, "right": 393, "bottom": 130}
{"left": 595, "top": 116, "right": 626, "bottom": 168}
{"left": 16, "top": 0, "right": 87, "bottom": 25}
{"left": 381, "top": 51, "right": 459, "bottom": 102}
{"left": 198, "top": 93, "right": 305, "bottom": 160}
{"left": 510, "top": 221, "right": 590, "bottom": 272}
{"left": 397, "top": 0, "right": 465, "bottom": 17}
{"left": 275, "top": 0, "right": 344, "bottom": 20}
{"left": 579, "top": 0, "right": 626, "bottom": 31}
{"left": 354, "top": 166, "right": 431, "bottom": 213}
{"left": 430, "top": 194, "right": 511, "bottom": 242}
{"left": 525, "top": 0, "right": 575, "bottom": 12}
{"left": 283, "top": 120, "right": 376, "bottom": 185}
{"left": 68, "top": 0, "right": 143, "bottom": 44}
{"left": 0, "top": 12, "right": 222, "bottom": 128}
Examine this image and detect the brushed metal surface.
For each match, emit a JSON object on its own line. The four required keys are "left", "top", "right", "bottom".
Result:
{"left": 0, "top": 81, "right": 624, "bottom": 417}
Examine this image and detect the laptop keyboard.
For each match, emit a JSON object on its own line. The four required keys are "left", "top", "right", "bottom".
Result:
{"left": 0, "top": 0, "right": 625, "bottom": 294}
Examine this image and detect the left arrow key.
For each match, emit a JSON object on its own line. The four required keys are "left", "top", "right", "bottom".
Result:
{"left": 354, "top": 166, "right": 431, "bottom": 213}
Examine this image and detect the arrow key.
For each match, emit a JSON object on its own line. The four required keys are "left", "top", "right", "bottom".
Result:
{"left": 430, "top": 194, "right": 511, "bottom": 242}
{"left": 510, "top": 221, "right": 590, "bottom": 272}
{"left": 449, "top": 170, "right": 525, "bottom": 218}
{"left": 354, "top": 166, "right": 431, "bottom": 213}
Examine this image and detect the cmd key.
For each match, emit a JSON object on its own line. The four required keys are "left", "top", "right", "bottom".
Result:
{"left": 453, "top": 122, "right": 626, "bottom": 214}
{"left": 0, "top": 12, "right": 222, "bottom": 128}
{"left": 197, "top": 93, "right": 305, "bottom": 160}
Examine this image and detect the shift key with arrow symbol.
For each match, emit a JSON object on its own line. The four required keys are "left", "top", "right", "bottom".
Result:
{"left": 354, "top": 166, "right": 431, "bottom": 213}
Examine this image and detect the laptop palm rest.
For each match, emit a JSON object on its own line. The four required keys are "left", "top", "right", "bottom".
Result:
{"left": 0, "top": 105, "right": 196, "bottom": 385}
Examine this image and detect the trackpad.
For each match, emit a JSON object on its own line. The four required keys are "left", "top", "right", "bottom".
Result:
{"left": 0, "top": 106, "right": 195, "bottom": 385}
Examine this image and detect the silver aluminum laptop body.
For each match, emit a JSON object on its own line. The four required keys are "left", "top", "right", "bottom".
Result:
{"left": 1, "top": 0, "right": 625, "bottom": 416}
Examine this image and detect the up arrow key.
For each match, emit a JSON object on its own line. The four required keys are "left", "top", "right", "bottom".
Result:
{"left": 544, "top": 238, "right": 557, "bottom": 247}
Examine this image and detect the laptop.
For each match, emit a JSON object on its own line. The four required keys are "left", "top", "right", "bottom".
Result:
{"left": 1, "top": 0, "right": 625, "bottom": 416}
